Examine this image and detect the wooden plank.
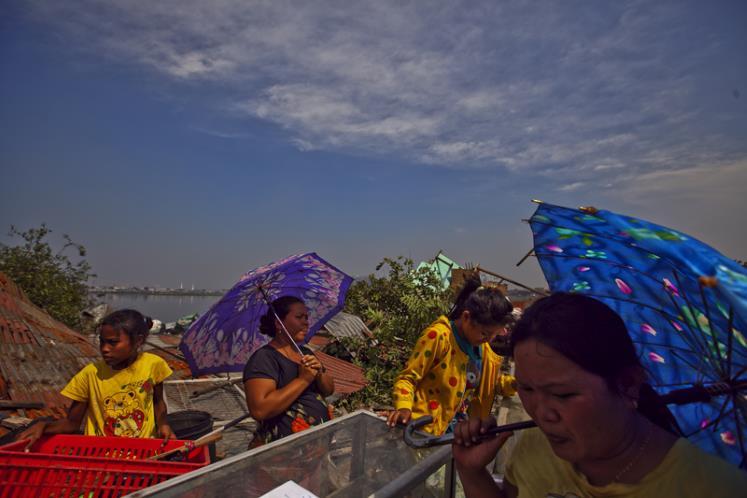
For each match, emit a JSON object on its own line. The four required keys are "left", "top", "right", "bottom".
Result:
{"left": 0, "top": 400, "right": 45, "bottom": 410}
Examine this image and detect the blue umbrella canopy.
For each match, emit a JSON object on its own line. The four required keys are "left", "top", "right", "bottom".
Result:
{"left": 527, "top": 201, "right": 747, "bottom": 468}
{"left": 179, "top": 253, "right": 353, "bottom": 376}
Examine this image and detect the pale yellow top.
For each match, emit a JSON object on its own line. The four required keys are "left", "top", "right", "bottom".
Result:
{"left": 61, "top": 352, "right": 172, "bottom": 438}
{"left": 506, "top": 427, "right": 747, "bottom": 497}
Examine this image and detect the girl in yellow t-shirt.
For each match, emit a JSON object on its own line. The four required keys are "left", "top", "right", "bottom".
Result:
{"left": 17, "top": 309, "right": 175, "bottom": 448}
{"left": 387, "top": 277, "right": 516, "bottom": 435}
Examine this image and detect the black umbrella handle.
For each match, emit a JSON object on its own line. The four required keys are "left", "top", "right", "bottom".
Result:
{"left": 404, "top": 415, "right": 536, "bottom": 448}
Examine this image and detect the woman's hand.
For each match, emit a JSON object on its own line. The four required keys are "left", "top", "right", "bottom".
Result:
{"left": 386, "top": 408, "right": 412, "bottom": 427}
{"left": 15, "top": 421, "right": 47, "bottom": 451}
{"left": 452, "top": 416, "right": 513, "bottom": 472}
{"left": 298, "top": 354, "right": 321, "bottom": 382}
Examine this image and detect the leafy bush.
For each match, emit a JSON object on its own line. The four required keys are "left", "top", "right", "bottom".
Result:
{"left": 338, "top": 257, "right": 452, "bottom": 411}
{"left": 0, "top": 224, "right": 95, "bottom": 330}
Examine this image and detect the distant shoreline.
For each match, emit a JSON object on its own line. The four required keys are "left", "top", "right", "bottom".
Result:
{"left": 90, "top": 289, "right": 225, "bottom": 297}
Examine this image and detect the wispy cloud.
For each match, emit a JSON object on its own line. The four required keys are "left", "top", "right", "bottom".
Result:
{"left": 25, "top": 0, "right": 747, "bottom": 190}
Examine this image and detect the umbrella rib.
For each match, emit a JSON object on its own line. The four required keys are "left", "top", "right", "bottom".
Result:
{"left": 725, "top": 306, "right": 735, "bottom": 382}
{"left": 673, "top": 270, "right": 726, "bottom": 376}
{"left": 582, "top": 291, "right": 722, "bottom": 373}
{"left": 661, "top": 287, "right": 724, "bottom": 379}
{"left": 696, "top": 281, "right": 726, "bottom": 374}
{"left": 732, "top": 399, "right": 746, "bottom": 469}
{"left": 667, "top": 350, "right": 712, "bottom": 383}
{"left": 657, "top": 381, "right": 706, "bottom": 389}
{"left": 684, "top": 400, "right": 732, "bottom": 437}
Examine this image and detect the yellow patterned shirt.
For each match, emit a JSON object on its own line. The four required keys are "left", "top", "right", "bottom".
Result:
{"left": 393, "top": 316, "right": 516, "bottom": 435}
{"left": 506, "top": 427, "right": 747, "bottom": 497}
{"left": 61, "top": 352, "right": 173, "bottom": 438}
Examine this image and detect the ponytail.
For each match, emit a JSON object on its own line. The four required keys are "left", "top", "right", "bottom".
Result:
{"left": 638, "top": 383, "right": 683, "bottom": 436}
{"left": 448, "top": 275, "right": 482, "bottom": 320}
{"left": 448, "top": 276, "right": 513, "bottom": 326}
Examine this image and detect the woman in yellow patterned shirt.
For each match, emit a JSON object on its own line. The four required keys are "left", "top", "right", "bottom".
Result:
{"left": 387, "top": 277, "right": 516, "bottom": 435}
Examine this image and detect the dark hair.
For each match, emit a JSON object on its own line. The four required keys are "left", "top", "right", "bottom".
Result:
{"left": 258, "top": 296, "right": 305, "bottom": 337}
{"left": 99, "top": 309, "right": 153, "bottom": 344}
{"left": 447, "top": 276, "right": 513, "bottom": 326}
{"left": 512, "top": 292, "right": 681, "bottom": 434}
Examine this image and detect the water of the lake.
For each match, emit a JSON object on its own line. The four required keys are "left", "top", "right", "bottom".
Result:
{"left": 92, "top": 293, "right": 220, "bottom": 322}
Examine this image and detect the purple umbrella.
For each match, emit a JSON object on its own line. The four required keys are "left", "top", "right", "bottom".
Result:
{"left": 179, "top": 253, "right": 353, "bottom": 376}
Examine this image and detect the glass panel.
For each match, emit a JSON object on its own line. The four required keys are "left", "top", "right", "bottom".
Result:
{"left": 134, "top": 411, "right": 450, "bottom": 498}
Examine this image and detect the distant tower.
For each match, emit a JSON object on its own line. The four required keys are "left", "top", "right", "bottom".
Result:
{"left": 180, "top": 282, "right": 183, "bottom": 290}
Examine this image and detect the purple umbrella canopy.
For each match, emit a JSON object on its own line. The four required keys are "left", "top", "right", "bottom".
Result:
{"left": 179, "top": 253, "right": 353, "bottom": 376}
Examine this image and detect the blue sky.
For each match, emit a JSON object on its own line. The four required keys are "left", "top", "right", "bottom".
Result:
{"left": 1, "top": 0, "right": 745, "bottom": 290}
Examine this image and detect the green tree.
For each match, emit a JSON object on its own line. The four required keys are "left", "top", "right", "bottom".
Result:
{"left": 338, "top": 257, "right": 452, "bottom": 410}
{"left": 0, "top": 224, "right": 95, "bottom": 330}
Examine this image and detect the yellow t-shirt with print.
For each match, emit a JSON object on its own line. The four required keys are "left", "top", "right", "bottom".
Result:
{"left": 61, "top": 352, "right": 173, "bottom": 438}
{"left": 505, "top": 427, "right": 747, "bottom": 497}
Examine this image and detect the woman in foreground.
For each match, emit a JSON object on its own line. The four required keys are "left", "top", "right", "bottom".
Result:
{"left": 453, "top": 293, "right": 746, "bottom": 497}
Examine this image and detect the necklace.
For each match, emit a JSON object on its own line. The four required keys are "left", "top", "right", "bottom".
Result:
{"left": 613, "top": 419, "right": 654, "bottom": 482}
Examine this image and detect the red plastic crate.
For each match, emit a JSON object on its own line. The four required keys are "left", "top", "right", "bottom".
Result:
{"left": 0, "top": 434, "right": 210, "bottom": 498}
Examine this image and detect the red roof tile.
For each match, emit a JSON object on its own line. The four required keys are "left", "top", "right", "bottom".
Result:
{"left": 315, "top": 351, "right": 367, "bottom": 395}
{"left": 0, "top": 272, "right": 100, "bottom": 430}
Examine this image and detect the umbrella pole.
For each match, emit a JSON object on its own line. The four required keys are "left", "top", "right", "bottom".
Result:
{"left": 272, "top": 308, "right": 305, "bottom": 356}
{"left": 257, "top": 285, "right": 305, "bottom": 356}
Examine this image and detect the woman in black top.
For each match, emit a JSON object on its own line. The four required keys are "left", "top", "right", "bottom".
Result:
{"left": 243, "top": 296, "right": 335, "bottom": 445}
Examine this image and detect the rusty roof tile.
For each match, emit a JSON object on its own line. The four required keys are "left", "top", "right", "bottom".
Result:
{"left": 0, "top": 273, "right": 100, "bottom": 423}
{"left": 315, "top": 351, "right": 367, "bottom": 395}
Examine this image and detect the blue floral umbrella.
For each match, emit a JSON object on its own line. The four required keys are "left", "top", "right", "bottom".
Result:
{"left": 179, "top": 253, "right": 353, "bottom": 376}
{"left": 526, "top": 201, "right": 747, "bottom": 468}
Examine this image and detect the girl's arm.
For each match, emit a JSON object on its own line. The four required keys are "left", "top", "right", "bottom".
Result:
{"left": 153, "top": 383, "right": 175, "bottom": 440}
{"left": 244, "top": 361, "right": 319, "bottom": 420}
{"left": 16, "top": 400, "right": 88, "bottom": 450}
{"left": 388, "top": 324, "right": 446, "bottom": 426}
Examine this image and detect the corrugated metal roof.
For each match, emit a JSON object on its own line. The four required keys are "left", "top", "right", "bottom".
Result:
{"left": 315, "top": 351, "right": 367, "bottom": 395}
{"left": 308, "top": 335, "right": 331, "bottom": 348}
{"left": 0, "top": 272, "right": 100, "bottom": 426}
{"left": 322, "top": 311, "right": 371, "bottom": 340}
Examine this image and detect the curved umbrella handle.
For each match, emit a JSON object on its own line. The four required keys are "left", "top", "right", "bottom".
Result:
{"left": 403, "top": 415, "right": 536, "bottom": 448}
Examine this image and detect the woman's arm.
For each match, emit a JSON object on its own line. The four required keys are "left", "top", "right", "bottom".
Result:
{"left": 153, "top": 383, "right": 175, "bottom": 439}
{"left": 244, "top": 361, "right": 318, "bottom": 420}
{"left": 15, "top": 400, "right": 88, "bottom": 450}
{"left": 300, "top": 353, "right": 334, "bottom": 396}
{"left": 314, "top": 368, "right": 335, "bottom": 397}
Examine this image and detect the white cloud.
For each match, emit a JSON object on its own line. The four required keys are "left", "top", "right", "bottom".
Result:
{"left": 24, "top": 0, "right": 747, "bottom": 189}
{"left": 558, "top": 182, "right": 586, "bottom": 192}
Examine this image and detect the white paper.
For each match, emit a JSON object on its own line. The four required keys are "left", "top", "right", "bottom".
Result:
{"left": 258, "top": 480, "right": 319, "bottom": 498}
